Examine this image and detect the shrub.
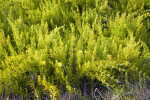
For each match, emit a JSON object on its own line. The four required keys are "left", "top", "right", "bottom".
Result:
{"left": 0, "top": 0, "right": 150, "bottom": 99}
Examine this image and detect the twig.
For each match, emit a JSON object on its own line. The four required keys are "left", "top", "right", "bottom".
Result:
{"left": 94, "top": 88, "right": 106, "bottom": 100}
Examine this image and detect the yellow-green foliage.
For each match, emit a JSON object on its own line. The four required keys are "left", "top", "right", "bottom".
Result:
{"left": 0, "top": 0, "right": 150, "bottom": 99}
{"left": 37, "top": 76, "right": 59, "bottom": 100}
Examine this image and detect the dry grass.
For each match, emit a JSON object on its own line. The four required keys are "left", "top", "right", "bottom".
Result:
{"left": 1, "top": 78, "right": 150, "bottom": 100}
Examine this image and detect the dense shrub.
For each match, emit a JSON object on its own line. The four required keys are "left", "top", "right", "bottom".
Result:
{"left": 0, "top": 0, "right": 150, "bottom": 99}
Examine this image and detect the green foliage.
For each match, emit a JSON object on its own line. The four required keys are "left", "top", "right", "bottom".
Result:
{"left": 0, "top": 0, "right": 150, "bottom": 99}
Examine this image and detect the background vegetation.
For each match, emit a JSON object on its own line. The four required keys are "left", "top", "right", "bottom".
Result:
{"left": 0, "top": 0, "right": 150, "bottom": 99}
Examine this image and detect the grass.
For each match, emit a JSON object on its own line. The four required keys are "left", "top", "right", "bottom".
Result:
{"left": 2, "top": 78, "right": 149, "bottom": 100}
